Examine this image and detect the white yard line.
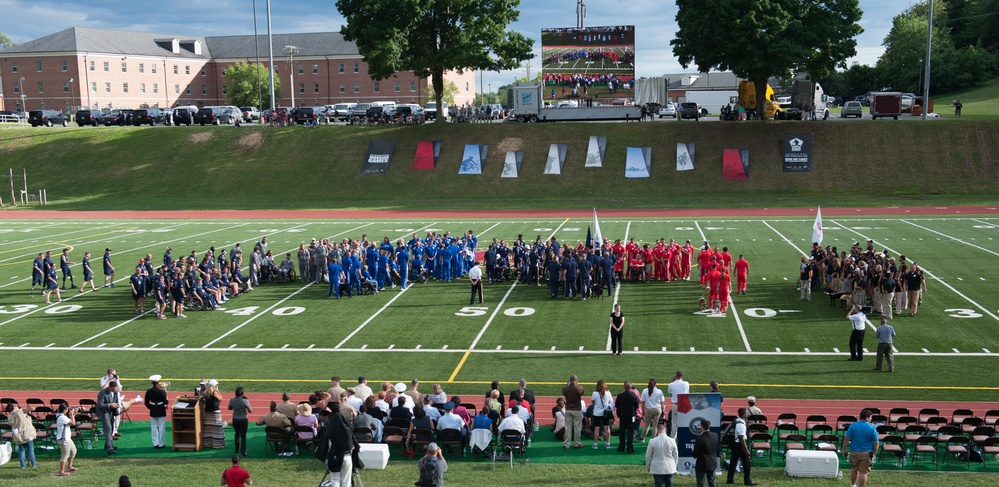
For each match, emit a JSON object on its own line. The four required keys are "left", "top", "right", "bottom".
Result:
{"left": 333, "top": 287, "right": 410, "bottom": 349}
{"left": 699, "top": 223, "right": 751, "bottom": 351}
{"left": 694, "top": 221, "right": 707, "bottom": 243}
{"left": 477, "top": 221, "right": 503, "bottom": 238}
{"left": 0, "top": 222, "right": 130, "bottom": 255}
{"left": 72, "top": 311, "right": 156, "bottom": 347}
{"left": 900, "top": 219, "right": 999, "bottom": 257}
{"left": 203, "top": 283, "right": 317, "bottom": 347}
{"left": 607, "top": 221, "right": 631, "bottom": 351}
{"left": 829, "top": 219, "right": 999, "bottom": 323}
{"left": 468, "top": 282, "right": 519, "bottom": 350}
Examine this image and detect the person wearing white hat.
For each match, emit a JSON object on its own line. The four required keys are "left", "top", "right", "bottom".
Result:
{"left": 202, "top": 379, "right": 226, "bottom": 449}
{"left": 144, "top": 375, "right": 168, "bottom": 448}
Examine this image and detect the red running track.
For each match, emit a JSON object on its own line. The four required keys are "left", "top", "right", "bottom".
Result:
{"left": 4, "top": 390, "right": 998, "bottom": 426}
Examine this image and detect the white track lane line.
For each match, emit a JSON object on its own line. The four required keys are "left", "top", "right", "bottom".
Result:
{"left": 607, "top": 220, "right": 631, "bottom": 351}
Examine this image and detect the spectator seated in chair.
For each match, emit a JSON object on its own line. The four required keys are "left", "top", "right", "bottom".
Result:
{"left": 436, "top": 402, "right": 468, "bottom": 451}
{"left": 256, "top": 400, "right": 295, "bottom": 455}
{"left": 498, "top": 405, "right": 528, "bottom": 447}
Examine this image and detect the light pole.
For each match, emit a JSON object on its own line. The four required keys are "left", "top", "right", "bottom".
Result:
{"left": 252, "top": 0, "right": 262, "bottom": 112}
{"left": 285, "top": 45, "right": 298, "bottom": 107}
{"left": 69, "top": 77, "right": 75, "bottom": 116}
{"left": 19, "top": 76, "right": 26, "bottom": 126}
{"left": 488, "top": 83, "right": 491, "bottom": 104}
{"left": 266, "top": 0, "right": 275, "bottom": 113}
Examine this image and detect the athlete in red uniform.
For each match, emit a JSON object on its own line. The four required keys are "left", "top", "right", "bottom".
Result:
{"left": 719, "top": 247, "right": 733, "bottom": 272}
{"left": 653, "top": 241, "right": 668, "bottom": 281}
{"left": 612, "top": 240, "right": 626, "bottom": 282}
{"left": 707, "top": 263, "right": 724, "bottom": 311}
{"left": 680, "top": 240, "right": 694, "bottom": 280}
{"left": 735, "top": 254, "right": 750, "bottom": 294}
{"left": 719, "top": 267, "right": 732, "bottom": 313}
{"left": 697, "top": 243, "right": 714, "bottom": 285}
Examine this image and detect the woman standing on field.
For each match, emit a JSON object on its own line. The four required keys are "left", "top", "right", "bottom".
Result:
{"left": 591, "top": 379, "right": 614, "bottom": 449}
{"left": 202, "top": 379, "right": 226, "bottom": 449}
{"left": 609, "top": 303, "right": 625, "bottom": 355}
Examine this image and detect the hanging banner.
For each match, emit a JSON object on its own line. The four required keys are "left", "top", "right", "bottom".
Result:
{"left": 722, "top": 148, "right": 749, "bottom": 180}
{"left": 624, "top": 147, "right": 651, "bottom": 178}
{"left": 676, "top": 142, "right": 695, "bottom": 171}
{"left": 544, "top": 144, "right": 568, "bottom": 175}
{"left": 412, "top": 140, "right": 442, "bottom": 170}
{"left": 782, "top": 133, "right": 812, "bottom": 172}
{"left": 676, "top": 393, "right": 723, "bottom": 475}
{"left": 361, "top": 140, "right": 394, "bottom": 174}
{"left": 585, "top": 136, "right": 607, "bottom": 167}
{"left": 501, "top": 151, "right": 523, "bottom": 178}
{"left": 458, "top": 144, "right": 488, "bottom": 174}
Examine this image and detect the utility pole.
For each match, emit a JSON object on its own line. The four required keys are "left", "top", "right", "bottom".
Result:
{"left": 922, "top": 0, "right": 934, "bottom": 120}
{"left": 576, "top": 0, "right": 586, "bottom": 28}
{"left": 285, "top": 45, "right": 298, "bottom": 107}
{"left": 522, "top": 59, "right": 532, "bottom": 81}
{"left": 253, "top": 0, "right": 262, "bottom": 111}
{"left": 266, "top": 0, "right": 275, "bottom": 113}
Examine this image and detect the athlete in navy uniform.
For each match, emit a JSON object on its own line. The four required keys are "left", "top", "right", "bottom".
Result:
{"left": 154, "top": 274, "right": 168, "bottom": 319}
{"left": 327, "top": 260, "right": 345, "bottom": 298}
{"left": 102, "top": 248, "right": 116, "bottom": 287}
{"left": 59, "top": 248, "right": 76, "bottom": 289}
{"left": 547, "top": 256, "right": 562, "bottom": 299}
{"left": 563, "top": 254, "right": 578, "bottom": 299}
{"left": 396, "top": 244, "right": 410, "bottom": 290}
{"left": 130, "top": 267, "right": 146, "bottom": 315}
{"left": 79, "top": 252, "right": 99, "bottom": 293}
{"left": 578, "top": 253, "right": 593, "bottom": 300}
{"left": 45, "top": 263, "right": 62, "bottom": 304}
{"left": 163, "top": 247, "right": 173, "bottom": 269}
{"left": 32, "top": 253, "right": 45, "bottom": 295}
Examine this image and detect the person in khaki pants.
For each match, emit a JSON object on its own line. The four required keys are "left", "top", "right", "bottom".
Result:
{"left": 874, "top": 317, "right": 896, "bottom": 372}
{"left": 904, "top": 264, "right": 926, "bottom": 316}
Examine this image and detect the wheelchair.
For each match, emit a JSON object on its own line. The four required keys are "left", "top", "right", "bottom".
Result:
{"left": 409, "top": 266, "right": 429, "bottom": 284}
{"left": 360, "top": 281, "right": 376, "bottom": 295}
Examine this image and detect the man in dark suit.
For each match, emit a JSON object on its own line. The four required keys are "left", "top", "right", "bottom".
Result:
{"left": 318, "top": 402, "right": 359, "bottom": 486}
{"left": 509, "top": 379, "right": 536, "bottom": 415}
{"left": 96, "top": 381, "right": 121, "bottom": 454}
{"left": 693, "top": 419, "right": 719, "bottom": 487}
{"left": 615, "top": 381, "right": 640, "bottom": 453}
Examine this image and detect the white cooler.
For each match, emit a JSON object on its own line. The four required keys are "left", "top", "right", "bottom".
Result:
{"left": 357, "top": 443, "right": 389, "bottom": 470}
{"left": 784, "top": 450, "right": 840, "bottom": 478}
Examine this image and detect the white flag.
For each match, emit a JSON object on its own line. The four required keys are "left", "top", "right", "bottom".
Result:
{"left": 811, "top": 207, "right": 824, "bottom": 245}
{"left": 592, "top": 208, "right": 604, "bottom": 250}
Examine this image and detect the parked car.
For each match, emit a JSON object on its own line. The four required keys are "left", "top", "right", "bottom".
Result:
{"left": 424, "top": 101, "right": 449, "bottom": 120}
{"left": 328, "top": 103, "right": 355, "bottom": 121}
{"left": 678, "top": 102, "right": 701, "bottom": 121}
{"left": 75, "top": 109, "right": 101, "bottom": 126}
{"left": 28, "top": 110, "right": 69, "bottom": 127}
{"left": 840, "top": 101, "right": 863, "bottom": 118}
{"left": 103, "top": 109, "right": 134, "bottom": 126}
{"left": 132, "top": 108, "right": 166, "bottom": 126}
{"left": 658, "top": 103, "right": 677, "bottom": 119}
{"left": 172, "top": 108, "right": 194, "bottom": 126}
{"left": 294, "top": 107, "right": 318, "bottom": 124}
{"left": 240, "top": 106, "right": 260, "bottom": 121}
{"left": 347, "top": 103, "right": 371, "bottom": 118}
{"left": 194, "top": 107, "right": 231, "bottom": 125}
{"left": 365, "top": 105, "right": 385, "bottom": 120}
{"left": 0, "top": 110, "right": 25, "bottom": 123}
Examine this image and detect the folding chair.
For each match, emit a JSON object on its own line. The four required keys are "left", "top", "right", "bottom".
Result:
{"left": 862, "top": 407, "right": 881, "bottom": 415}
{"left": 836, "top": 415, "right": 857, "bottom": 435}
{"left": 876, "top": 424, "right": 897, "bottom": 441}
{"left": 936, "top": 425, "right": 959, "bottom": 443}
{"left": 775, "top": 423, "right": 799, "bottom": 453}
{"left": 925, "top": 416, "right": 948, "bottom": 433}
{"left": 804, "top": 415, "right": 828, "bottom": 430}
{"left": 960, "top": 417, "right": 984, "bottom": 434}
{"left": 410, "top": 427, "right": 433, "bottom": 454}
{"left": 783, "top": 433, "right": 807, "bottom": 453}
{"left": 0, "top": 398, "right": 18, "bottom": 412}
{"left": 79, "top": 399, "right": 97, "bottom": 415}
{"left": 971, "top": 426, "right": 996, "bottom": 448}
{"left": 984, "top": 410, "right": 999, "bottom": 426}
{"left": 814, "top": 434, "right": 839, "bottom": 453}
{"left": 902, "top": 424, "right": 927, "bottom": 448}
{"left": 981, "top": 437, "right": 999, "bottom": 471}
{"left": 74, "top": 413, "right": 98, "bottom": 445}
{"left": 952, "top": 409, "right": 975, "bottom": 425}
{"left": 808, "top": 424, "right": 833, "bottom": 448}
{"left": 381, "top": 426, "right": 406, "bottom": 455}
{"left": 750, "top": 432, "right": 773, "bottom": 465}
{"left": 894, "top": 416, "right": 918, "bottom": 430}
{"left": 747, "top": 423, "right": 769, "bottom": 437}
{"left": 747, "top": 414, "right": 768, "bottom": 427}
{"left": 389, "top": 418, "right": 411, "bottom": 429}
{"left": 870, "top": 414, "right": 888, "bottom": 426}
{"left": 774, "top": 413, "right": 797, "bottom": 428}
{"left": 49, "top": 398, "right": 68, "bottom": 410}
{"left": 497, "top": 429, "right": 526, "bottom": 469}
{"left": 888, "top": 407, "right": 910, "bottom": 424}
{"left": 294, "top": 425, "right": 316, "bottom": 452}
{"left": 918, "top": 408, "right": 940, "bottom": 424}
{"left": 912, "top": 436, "right": 939, "bottom": 468}
{"left": 944, "top": 436, "right": 972, "bottom": 469}
{"left": 264, "top": 426, "right": 288, "bottom": 453}
{"left": 0, "top": 423, "right": 12, "bottom": 442}
{"left": 353, "top": 426, "right": 374, "bottom": 443}
{"left": 879, "top": 435, "right": 905, "bottom": 466}
{"left": 438, "top": 428, "right": 465, "bottom": 457}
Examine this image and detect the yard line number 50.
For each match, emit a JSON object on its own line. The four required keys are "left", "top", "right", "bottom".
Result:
{"left": 454, "top": 306, "right": 536, "bottom": 317}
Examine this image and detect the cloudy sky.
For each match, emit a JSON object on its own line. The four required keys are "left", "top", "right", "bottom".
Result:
{"left": 2, "top": 0, "right": 910, "bottom": 90}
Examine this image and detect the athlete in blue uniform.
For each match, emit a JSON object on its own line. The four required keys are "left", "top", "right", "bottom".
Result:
{"left": 396, "top": 245, "right": 410, "bottom": 290}
{"left": 45, "top": 263, "right": 62, "bottom": 304}
{"left": 31, "top": 253, "right": 45, "bottom": 294}
{"left": 328, "top": 261, "right": 345, "bottom": 298}
{"left": 130, "top": 267, "right": 146, "bottom": 315}
{"left": 102, "top": 248, "right": 116, "bottom": 287}
{"left": 59, "top": 248, "right": 76, "bottom": 289}
{"left": 376, "top": 250, "right": 390, "bottom": 290}
{"left": 424, "top": 243, "right": 438, "bottom": 279}
{"left": 78, "top": 252, "right": 99, "bottom": 293}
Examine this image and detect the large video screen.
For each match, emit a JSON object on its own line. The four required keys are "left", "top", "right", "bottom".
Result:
{"left": 541, "top": 26, "right": 635, "bottom": 98}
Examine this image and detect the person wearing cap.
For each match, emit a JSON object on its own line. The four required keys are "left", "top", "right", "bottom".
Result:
{"left": 417, "top": 442, "right": 448, "bottom": 487}
{"left": 437, "top": 402, "right": 468, "bottom": 450}
{"left": 746, "top": 396, "right": 763, "bottom": 419}
{"left": 202, "top": 379, "right": 227, "bottom": 449}
{"left": 327, "top": 376, "right": 345, "bottom": 404}
{"left": 144, "top": 375, "right": 169, "bottom": 449}
{"left": 102, "top": 248, "right": 116, "bottom": 288}
{"left": 422, "top": 395, "right": 442, "bottom": 422}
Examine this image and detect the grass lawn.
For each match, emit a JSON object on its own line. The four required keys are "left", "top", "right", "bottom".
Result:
{"left": 934, "top": 78, "right": 999, "bottom": 121}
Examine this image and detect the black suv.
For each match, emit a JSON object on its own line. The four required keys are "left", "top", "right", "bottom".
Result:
{"left": 173, "top": 108, "right": 194, "bottom": 126}
{"left": 28, "top": 110, "right": 69, "bottom": 127}
{"left": 294, "top": 107, "right": 318, "bottom": 124}
{"left": 195, "top": 107, "right": 231, "bottom": 125}
{"left": 103, "top": 109, "right": 134, "bottom": 126}
{"left": 75, "top": 110, "right": 101, "bottom": 127}
{"left": 132, "top": 108, "right": 166, "bottom": 126}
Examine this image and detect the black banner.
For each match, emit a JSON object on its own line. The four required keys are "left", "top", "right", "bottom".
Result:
{"left": 362, "top": 140, "right": 395, "bottom": 174}
{"left": 782, "top": 133, "right": 812, "bottom": 172}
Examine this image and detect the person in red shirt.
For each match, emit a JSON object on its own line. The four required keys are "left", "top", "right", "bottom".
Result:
{"left": 653, "top": 241, "right": 668, "bottom": 281}
{"left": 668, "top": 240, "right": 681, "bottom": 281}
{"left": 680, "top": 240, "right": 694, "bottom": 280}
{"left": 707, "top": 263, "right": 724, "bottom": 312}
{"left": 697, "top": 243, "right": 714, "bottom": 286}
{"left": 642, "top": 244, "right": 654, "bottom": 282}
{"left": 625, "top": 238, "right": 640, "bottom": 262}
{"left": 221, "top": 455, "right": 252, "bottom": 487}
{"left": 630, "top": 252, "right": 645, "bottom": 282}
{"left": 735, "top": 255, "right": 750, "bottom": 294}
{"left": 719, "top": 267, "right": 732, "bottom": 313}
{"left": 719, "top": 247, "right": 733, "bottom": 272}
{"left": 611, "top": 240, "right": 626, "bottom": 283}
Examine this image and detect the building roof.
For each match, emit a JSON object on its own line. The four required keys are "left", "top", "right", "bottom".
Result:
{"left": 0, "top": 27, "right": 360, "bottom": 60}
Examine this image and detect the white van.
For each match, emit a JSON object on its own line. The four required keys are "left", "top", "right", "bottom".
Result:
{"left": 326, "top": 103, "right": 355, "bottom": 121}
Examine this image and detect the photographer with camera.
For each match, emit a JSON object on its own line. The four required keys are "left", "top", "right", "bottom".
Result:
{"left": 416, "top": 442, "right": 448, "bottom": 487}
{"left": 55, "top": 403, "right": 79, "bottom": 476}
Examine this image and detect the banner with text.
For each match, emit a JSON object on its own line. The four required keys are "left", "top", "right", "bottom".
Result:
{"left": 782, "top": 133, "right": 812, "bottom": 172}
{"left": 676, "top": 393, "right": 723, "bottom": 475}
{"left": 676, "top": 142, "right": 695, "bottom": 171}
{"left": 362, "top": 140, "right": 395, "bottom": 175}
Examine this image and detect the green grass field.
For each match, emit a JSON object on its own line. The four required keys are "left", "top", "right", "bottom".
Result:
{"left": 2, "top": 214, "right": 998, "bottom": 402}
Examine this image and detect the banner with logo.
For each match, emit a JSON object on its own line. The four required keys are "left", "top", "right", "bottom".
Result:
{"left": 676, "top": 142, "right": 695, "bottom": 171}
{"left": 458, "top": 144, "right": 488, "bottom": 175}
{"left": 782, "top": 133, "right": 812, "bottom": 172}
{"left": 412, "top": 140, "right": 442, "bottom": 170}
{"left": 362, "top": 140, "right": 395, "bottom": 174}
{"left": 501, "top": 151, "right": 523, "bottom": 178}
{"left": 722, "top": 148, "right": 749, "bottom": 180}
{"left": 625, "top": 147, "right": 651, "bottom": 178}
{"left": 544, "top": 144, "right": 568, "bottom": 175}
{"left": 676, "top": 393, "right": 723, "bottom": 475}
{"left": 585, "top": 136, "right": 607, "bottom": 167}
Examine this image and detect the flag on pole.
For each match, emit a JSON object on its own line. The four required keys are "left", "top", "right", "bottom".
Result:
{"left": 811, "top": 207, "right": 824, "bottom": 245}
{"left": 585, "top": 225, "right": 593, "bottom": 249}
{"left": 592, "top": 208, "right": 604, "bottom": 251}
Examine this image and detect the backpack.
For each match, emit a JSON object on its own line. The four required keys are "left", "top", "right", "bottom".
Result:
{"left": 417, "top": 457, "right": 438, "bottom": 487}
{"left": 720, "top": 420, "right": 738, "bottom": 448}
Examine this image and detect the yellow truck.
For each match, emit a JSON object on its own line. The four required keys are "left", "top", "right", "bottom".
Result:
{"left": 738, "top": 81, "right": 781, "bottom": 120}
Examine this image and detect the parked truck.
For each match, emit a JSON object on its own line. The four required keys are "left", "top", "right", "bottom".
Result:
{"left": 869, "top": 92, "right": 902, "bottom": 120}
{"left": 682, "top": 90, "right": 738, "bottom": 116}
{"left": 778, "top": 80, "right": 829, "bottom": 120}
{"left": 735, "top": 81, "right": 781, "bottom": 120}
{"left": 506, "top": 82, "right": 641, "bottom": 122}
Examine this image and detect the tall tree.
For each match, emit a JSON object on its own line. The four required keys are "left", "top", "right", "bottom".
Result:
{"left": 336, "top": 0, "right": 533, "bottom": 123}
{"left": 223, "top": 62, "right": 281, "bottom": 108}
{"left": 0, "top": 31, "right": 14, "bottom": 50}
{"left": 671, "top": 0, "right": 863, "bottom": 119}
{"left": 423, "top": 80, "right": 459, "bottom": 106}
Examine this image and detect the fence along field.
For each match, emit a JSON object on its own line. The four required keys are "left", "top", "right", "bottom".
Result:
{"left": 0, "top": 216, "right": 997, "bottom": 398}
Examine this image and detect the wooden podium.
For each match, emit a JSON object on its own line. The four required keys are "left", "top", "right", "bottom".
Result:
{"left": 172, "top": 395, "right": 204, "bottom": 451}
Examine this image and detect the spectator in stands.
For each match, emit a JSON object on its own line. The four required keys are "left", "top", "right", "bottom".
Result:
{"left": 562, "top": 374, "right": 585, "bottom": 449}
{"left": 407, "top": 404, "right": 436, "bottom": 448}
{"left": 8, "top": 404, "right": 37, "bottom": 468}
{"left": 256, "top": 401, "right": 294, "bottom": 456}
{"left": 449, "top": 396, "right": 472, "bottom": 427}
{"left": 404, "top": 379, "right": 423, "bottom": 407}
{"left": 54, "top": 403, "right": 78, "bottom": 476}
{"left": 356, "top": 404, "right": 382, "bottom": 442}
{"left": 354, "top": 376, "right": 373, "bottom": 403}
{"left": 276, "top": 393, "right": 297, "bottom": 421}
{"left": 390, "top": 395, "right": 414, "bottom": 422}
{"left": 639, "top": 378, "right": 665, "bottom": 443}
{"left": 485, "top": 389, "right": 503, "bottom": 419}
{"left": 345, "top": 388, "right": 363, "bottom": 412}
{"left": 746, "top": 396, "right": 763, "bottom": 418}
{"left": 428, "top": 384, "right": 448, "bottom": 405}
{"left": 498, "top": 405, "right": 527, "bottom": 447}
{"left": 437, "top": 402, "right": 468, "bottom": 443}
{"left": 294, "top": 403, "right": 318, "bottom": 454}
{"left": 552, "top": 398, "right": 566, "bottom": 441}
{"left": 327, "top": 376, "right": 345, "bottom": 404}
{"left": 509, "top": 379, "right": 536, "bottom": 414}
{"left": 591, "top": 379, "right": 614, "bottom": 449}
{"left": 616, "top": 381, "right": 639, "bottom": 453}
{"left": 473, "top": 406, "right": 493, "bottom": 433}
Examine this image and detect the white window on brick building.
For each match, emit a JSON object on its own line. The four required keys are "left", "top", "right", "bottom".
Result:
{"left": 313, "top": 83, "right": 319, "bottom": 94}
{"left": 339, "top": 83, "right": 345, "bottom": 93}
{"left": 123, "top": 82, "right": 128, "bottom": 93}
{"left": 353, "top": 82, "right": 360, "bottom": 93}
{"left": 373, "top": 81, "right": 380, "bottom": 93}
{"left": 313, "top": 64, "right": 319, "bottom": 74}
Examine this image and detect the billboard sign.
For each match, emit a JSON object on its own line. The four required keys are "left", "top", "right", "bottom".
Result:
{"left": 541, "top": 26, "right": 635, "bottom": 97}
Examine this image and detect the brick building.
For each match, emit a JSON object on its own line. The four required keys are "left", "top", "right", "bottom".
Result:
{"left": 0, "top": 27, "right": 476, "bottom": 113}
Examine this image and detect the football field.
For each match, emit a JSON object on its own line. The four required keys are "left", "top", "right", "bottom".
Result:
{"left": 1, "top": 214, "right": 998, "bottom": 400}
